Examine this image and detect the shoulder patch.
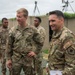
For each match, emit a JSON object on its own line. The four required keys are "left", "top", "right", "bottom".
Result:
{"left": 67, "top": 47, "right": 75, "bottom": 55}
{"left": 65, "top": 41, "right": 75, "bottom": 55}
{"left": 63, "top": 41, "right": 72, "bottom": 50}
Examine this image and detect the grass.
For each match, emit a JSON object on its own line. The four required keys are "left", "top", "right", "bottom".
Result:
{"left": 43, "top": 49, "right": 49, "bottom": 54}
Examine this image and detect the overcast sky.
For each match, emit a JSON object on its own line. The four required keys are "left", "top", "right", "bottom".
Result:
{"left": 0, "top": 0, "right": 75, "bottom": 20}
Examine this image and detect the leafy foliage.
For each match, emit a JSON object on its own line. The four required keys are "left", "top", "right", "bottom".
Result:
{"left": 9, "top": 18, "right": 16, "bottom": 20}
{"left": 64, "top": 13, "right": 75, "bottom": 19}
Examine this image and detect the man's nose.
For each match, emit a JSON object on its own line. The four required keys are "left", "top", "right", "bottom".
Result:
{"left": 50, "top": 22, "right": 53, "bottom": 26}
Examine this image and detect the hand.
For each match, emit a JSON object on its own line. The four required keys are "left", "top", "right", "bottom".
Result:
{"left": 6, "top": 60, "right": 12, "bottom": 69}
{"left": 28, "top": 51, "right": 36, "bottom": 57}
{"left": 46, "top": 67, "right": 49, "bottom": 73}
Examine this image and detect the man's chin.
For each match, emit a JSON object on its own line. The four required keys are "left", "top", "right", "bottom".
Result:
{"left": 51, "top": 28, "right": 55, "bottom": 31}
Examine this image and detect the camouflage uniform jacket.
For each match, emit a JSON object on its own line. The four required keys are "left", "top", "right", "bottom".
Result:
{"left": 48, "top": 26, "right": 75, "bottom": 75}
{"left": 36, "top": 25, "right": 46, "bottom": 42}
{"left": 36, "top": 25, "right": 46, "bottom": 59}
{"left": 0, "top": 26, "right": 9, "bottom": 50}
{"left": 6, "top": 25, "right": 43, "bottom": 65}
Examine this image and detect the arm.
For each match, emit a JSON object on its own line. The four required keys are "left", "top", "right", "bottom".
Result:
{"left": 33, "top": 30, "right": 44, "bottom": 54}
{"left": 28, "top": 29, "right": 44, "bottom": 57}
{"left": 62, "top": 38, "right": 75, "bottom": 75}
{"left": 38, "top": 28, "right": 46, "bottom": 44}
{"left": 6, "top": 29, "right": 14, "bottom": 68}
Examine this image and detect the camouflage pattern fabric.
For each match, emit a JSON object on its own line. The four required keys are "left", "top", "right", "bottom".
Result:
{"left": 34, "top": 25, "right": 46, "bottom": 75}
{"left": 6, "top": 24, "right": 43, "bottom": 75}
{"left": 0, "top": 26, "right": 9, "bottom": 73}
{"left": 48, "top": 26, "right": 75, "bottom": 75}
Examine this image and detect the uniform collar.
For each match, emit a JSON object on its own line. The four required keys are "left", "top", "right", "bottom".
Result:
{"left": 16, "top": 24, "right": 29, "bottom": 31}
{"left": 52, "top": 26, "right": 65, "bottom": 39}
{"left": 35, "top": 25, "right": 41, "bottom": 29}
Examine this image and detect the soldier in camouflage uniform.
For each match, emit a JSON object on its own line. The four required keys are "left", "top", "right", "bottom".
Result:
{"left": 6, "top": 8, "right": 43, "bottom": 75}
{"left": 34, "top": 17, "right": 46, "bottom": 75}
{"left": 0, "top": 18, "right": 9, "bottom": 75}
{"left": 48, "top": 10, "right": 75, "bottom": 75}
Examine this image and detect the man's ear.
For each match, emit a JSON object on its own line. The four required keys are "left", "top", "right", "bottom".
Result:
{"left": 60, "top": 17, "right": 64, "bottom": 23}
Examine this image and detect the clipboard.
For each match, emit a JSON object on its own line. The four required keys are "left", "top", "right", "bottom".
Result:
{"left": 50, "top": 70, "right": 62, "bottom": 75}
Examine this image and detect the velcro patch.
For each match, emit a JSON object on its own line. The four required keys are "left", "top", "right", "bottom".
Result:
{"left": 63, "top": 41, "right": 72, "bottom": 50}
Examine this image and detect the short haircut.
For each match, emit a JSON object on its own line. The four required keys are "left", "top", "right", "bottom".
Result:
{"left": 2, "top": 18, "right": 8, "bottom": 23}
{"left": 49, "top": 10, "right": 64, "bottom": 19}
{"left": 35, "top": 17, "right": 42, "bottom": 23}
{"left": 17, "top": 8, "right": 28, "bottom": 17}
